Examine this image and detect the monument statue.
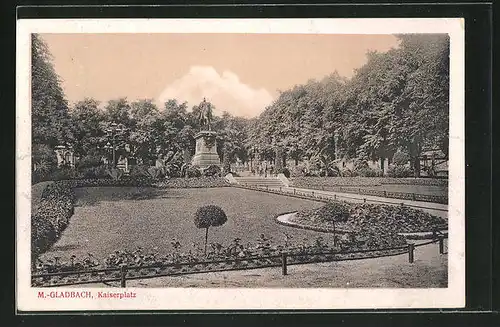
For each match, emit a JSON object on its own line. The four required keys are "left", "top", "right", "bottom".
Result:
{"left": 191, "top": 98, "right": 221, "bottom": 169}
{"left": 198, "top": 98, "right": 213, "bottom": 131}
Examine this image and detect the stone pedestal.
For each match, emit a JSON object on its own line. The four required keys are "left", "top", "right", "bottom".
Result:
{"left": 191, "top": 130, "right": 221, "bottom": 168}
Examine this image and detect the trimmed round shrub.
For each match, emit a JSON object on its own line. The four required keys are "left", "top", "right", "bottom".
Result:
{"left": 194, "top": 205, "right": 228, "bottom": 254}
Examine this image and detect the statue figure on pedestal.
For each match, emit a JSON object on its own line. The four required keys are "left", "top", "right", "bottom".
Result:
{"left": 198, "top": 98, "right": 213, "bottom": 131}
{"left": 191, "top": 97, "right": 221, "bottom": 169}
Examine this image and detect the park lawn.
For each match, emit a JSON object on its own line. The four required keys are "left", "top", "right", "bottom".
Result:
{"left": 41, "top": 187, "right": 329, "bottom": 261}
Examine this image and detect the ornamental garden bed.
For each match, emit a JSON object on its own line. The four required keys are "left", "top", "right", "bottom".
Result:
{"left": 32, "top": 234, "right": 411, "bottom": 287}
{"left": 290, "top": 202, "right": 447, "bottom": 249}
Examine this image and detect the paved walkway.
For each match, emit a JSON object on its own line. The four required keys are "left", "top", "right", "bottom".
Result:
{"left": 258, "top": 186, "right": 448, "bottom": 219}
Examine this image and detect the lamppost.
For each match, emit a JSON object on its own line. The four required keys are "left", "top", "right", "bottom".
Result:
{"left": 104, "top": 122, "right": 126, "bottom": 168}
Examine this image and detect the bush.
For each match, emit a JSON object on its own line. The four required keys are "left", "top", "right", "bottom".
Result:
{"left": 277, "top": 167, "right": 291, "bottom": 178}
{"left": 187, "top": 166, "right": 202, "bottom": 178}
{"left": 356, "top": 167, "right": 383, "bottom": 177}
{"left": 49, "top": 167, "right": 81, "bottom": 181}
{"left": 340, "top": 168, "right": 354, "bottom": 177}
{"left": 290, "top": 164, "right": 308, "bottom": 177}
{"left": 203, "top": 165, "right": 221, "bottom": 177}
{"left": 76, "top": 155, "right": 103, "bottom": 170}
{"left": 146, "top": 167, "right": 164, "bottom": 179}
{"left": 387, "top": 165, "right": 414, "bottom": 178}
{"left": 80, "top": 166, "right": 108, "bottom": 179}
{"left": 353, "top": 159, "right": 369, "bottom": 172}
{"left": 32, "top": 181, "right": 76, "bottom": 266}
{"left": 392, "top": 151, "right": 410, "bottom": 166}
{"left": 129, "top": 164, "right": 150, "bottom": 178}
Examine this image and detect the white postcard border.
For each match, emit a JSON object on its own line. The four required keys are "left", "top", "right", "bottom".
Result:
{"left": 16, "top": 18, "right": 465, "bottom": 311}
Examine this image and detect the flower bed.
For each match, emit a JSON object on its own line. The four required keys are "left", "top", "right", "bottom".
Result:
{"left": 292, "top": 202, "right": 447, "bottom": 249}
{"left": 32, "top": 234, "right": 412, "bottom": 287}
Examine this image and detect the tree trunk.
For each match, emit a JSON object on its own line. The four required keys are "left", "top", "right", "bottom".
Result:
{"left": 380, "top": 157, "right": 385, "bottom": 176}
{"left": 204, "top": 227, "right": 209, "bottom": 255}
{"left": 333, "top": 221, "right": 336, "bottom": 247}
{"left": 413, "top": 156, "right": 421, "bottom": 178}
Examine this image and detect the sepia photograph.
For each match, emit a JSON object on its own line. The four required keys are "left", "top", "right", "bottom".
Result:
{"left": 16, "top": 18, "right": 465, "bottom": 311}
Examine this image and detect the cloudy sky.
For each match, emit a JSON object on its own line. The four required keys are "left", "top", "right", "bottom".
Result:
{"left": 41, "top": 33, "right": 399, "bottom": 118}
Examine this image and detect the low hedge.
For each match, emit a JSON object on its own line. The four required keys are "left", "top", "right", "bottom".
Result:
{"left": 32, "top": 182, "right": 76, "bottom": 266}
{"left": 153, "top": 177, "right": 230, "bottom": 188}
{"left": 290, "top": 176, "right": 448, "bottom": 187}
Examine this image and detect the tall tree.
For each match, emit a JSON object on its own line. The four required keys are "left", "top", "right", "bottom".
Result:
{"left": 70, "top": 97, "right": 104, "bottom": 156}
{"left": 31, "top": 34, "right": 73, "bottom": 147}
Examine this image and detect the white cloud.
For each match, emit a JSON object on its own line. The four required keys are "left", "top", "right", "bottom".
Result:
{"left": 157, "top": 66, "right": 274, "bottom": 118}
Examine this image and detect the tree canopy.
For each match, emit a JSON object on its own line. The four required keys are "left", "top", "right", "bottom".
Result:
{"left": 32, "top": 34, "right": 449, "bottom": 177}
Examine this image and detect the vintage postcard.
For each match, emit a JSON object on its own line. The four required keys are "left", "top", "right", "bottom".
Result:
{"left": 16, "top": 18, "right": 465, "bottom": 311}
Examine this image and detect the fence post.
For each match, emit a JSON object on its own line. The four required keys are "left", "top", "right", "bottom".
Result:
{"left": 334, "top": 194, "right": 337, "bottom": 201}
{"left": 408, "top": 244, "right": 414, "bottom": 263}
{"left": 384, "top": 190, "right": 387, "bottom": 197}
{"left": 412, "top": 193, "right": 416, "bottom": 201}
{"left": 279, "top": 187, "right": 282, "bottom": 192}
{"left": 120, "top": 265, "right": 127, "bottom": 287}
{"left": 281, "top": 253, "right": 288, "bottom": 275}
{"left": 401, "top": 202, "right": 404, "bottom": 207}
{"left": 293, "top": 188, "right": 296, "bottom": 195}
{"left": 439, "top": 236, "right": 444, "bottom": 254}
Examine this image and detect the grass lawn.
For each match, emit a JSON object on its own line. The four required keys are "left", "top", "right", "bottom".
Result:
{"left": 41, "top": 187, "right": 329, "bottom": 261}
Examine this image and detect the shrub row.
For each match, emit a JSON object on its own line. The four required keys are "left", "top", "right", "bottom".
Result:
{"left": 153, "top": 177, "right": 230, "bottom": 188}
{"left": 32, "top": 182, "right": 76, "bottom": 266}
{"left": 290, "top": 176, "right": 448, "bottom": 187}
